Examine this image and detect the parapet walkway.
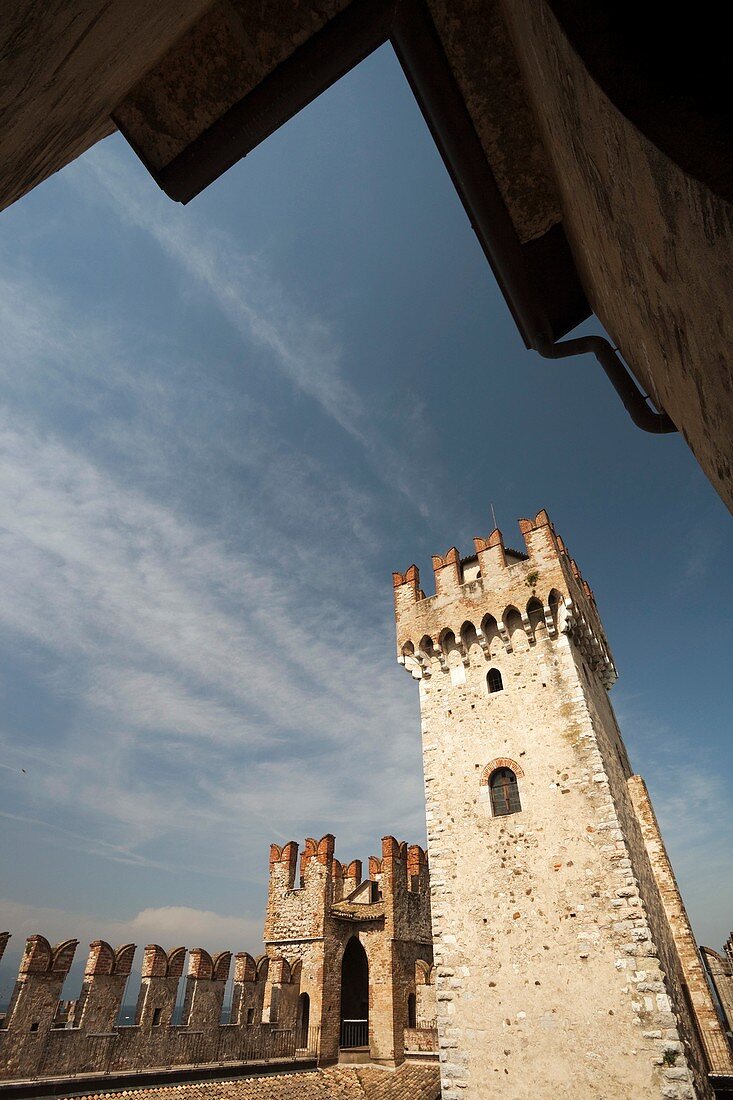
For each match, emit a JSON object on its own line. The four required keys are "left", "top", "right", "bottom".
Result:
{"left": 49, "top": 1064, "right": 441, "bottom": 1100}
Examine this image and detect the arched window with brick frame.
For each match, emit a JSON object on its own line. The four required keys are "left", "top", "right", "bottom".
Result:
{"left": 489, "top": 767, "right": 521, "bottom": 816}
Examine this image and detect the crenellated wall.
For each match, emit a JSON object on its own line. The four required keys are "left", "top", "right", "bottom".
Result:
{"left": 0, "top": 936, "right": 78, "bottom": 1078}
{"left": 230, "top": 951, "right": 265, "bottom": 1026}
{"left": 135, "top": 944, "right": 186, "bottom": 1028}
{"left": 181, "top": 948, "right": 231, "bottom": 1029}
{"left": 0, "top": 933, "right": 298, "bottom": 1082}
{"left": 76, "top": 940, "right": 136, "bottom": 1032}
{"left": 0, "top": 831, "right": 434, "bottom": 1082}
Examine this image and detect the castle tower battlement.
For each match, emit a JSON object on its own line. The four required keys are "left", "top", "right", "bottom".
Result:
{"left": 264, "top": 835, "right": 335, "bottom": 945}
{"left": 394, "top": 510, "right": 616, "bottom": 689}
{"left": 394, "top": 509, "right": 729, "bottom": 1100}
{"left": 264, "top": 834, "right": 431, "bottom": 947}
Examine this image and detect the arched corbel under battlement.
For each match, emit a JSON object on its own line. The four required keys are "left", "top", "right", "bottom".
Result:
{"left": 502, "top": 605, "right": 529, "bottom": 650}
{"left": 526, "top": 596, "right": 546, "bottom": 640}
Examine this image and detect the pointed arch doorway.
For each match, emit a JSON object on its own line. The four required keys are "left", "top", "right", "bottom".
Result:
{"left": 340, "top": 937, "right": 369, "bottom": 1050}
{"left": 297, "top": 991, "right": 310, "bottom": 1047}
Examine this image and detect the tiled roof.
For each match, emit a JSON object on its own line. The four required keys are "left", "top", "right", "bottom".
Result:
{"left": 329, "top": 901, "right": 385, "bottom": 923}
{"left": 67, "top": 1063, "right": 440, "bottom": 1100}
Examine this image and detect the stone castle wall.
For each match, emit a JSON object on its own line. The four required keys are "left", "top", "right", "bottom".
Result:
{"left": 0, "top": 834, "right": 436, "bottom": 1082}
{"left": 2, "top": 509, "right": 727, "bottom": 1095}
{"left": 0, "top": 932, "right": 289, "bottom": 1081}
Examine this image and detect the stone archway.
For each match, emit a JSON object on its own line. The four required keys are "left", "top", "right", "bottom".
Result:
{"left": 339, "top": 937, "right": 369, "bottom": 1050}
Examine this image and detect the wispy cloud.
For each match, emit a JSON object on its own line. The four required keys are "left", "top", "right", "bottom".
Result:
{"left": 0, "top": 897, "right": 263, "bottom": 1005}
{"left": 0, "top": 219, "right": 428, "bottom": 967}
{"left": 0, "top": 810, "right": 175, "bottom": 872}
{"left": 0, "top": 409, "right": 382, "bottom": 721}
{"left": 74, "top": 143, "right": 428, "bottom": 512}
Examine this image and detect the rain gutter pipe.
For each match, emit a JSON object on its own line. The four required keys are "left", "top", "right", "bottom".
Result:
{"left": 149, "top": 0, "right": 676, "bottom": 435}
{"left": 392, "top": 0, "right": 677, "bottom": 435}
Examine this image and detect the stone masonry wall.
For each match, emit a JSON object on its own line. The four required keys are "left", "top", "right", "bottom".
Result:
{"left": 394, "top": 509, "right": 720, "bottom": 1099}
{"left": 0, "top": 935, "right": 293, "bottom": 1082}
{"left": 701, "top": 943, "right": 733, "bottom": 1035}
{"left": 264, "top": 835, "right": 433, "bottom": 1067}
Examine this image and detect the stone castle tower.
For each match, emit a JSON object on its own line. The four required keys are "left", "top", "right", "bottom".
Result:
{"left": 393, "top": 509, "right": 731, "bottom": 1099}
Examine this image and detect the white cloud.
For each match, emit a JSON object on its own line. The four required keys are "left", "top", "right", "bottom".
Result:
{"left": 125, "top": 907, "right": 261, "bottom": 949}
{"left": 0, "top": 898, "right": 258, "bottom": 954}
{"left": 0, "top": 897, "right": 263, "bottom": 1006}
{"left": 0, "top": 410, "right": 385, "bottom": 731}
{"left": 0, "top": 140, "right": 435, "bottom": 975}
{"left": 74, "top": 142, "right": 426, "bottom": 509}
{"left": 0, "top": 395, "right": 424, "bottom": 869}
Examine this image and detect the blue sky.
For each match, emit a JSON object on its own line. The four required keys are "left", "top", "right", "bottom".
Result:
{"left": 0, "top": 45, "right": 730, "bottom": 1002}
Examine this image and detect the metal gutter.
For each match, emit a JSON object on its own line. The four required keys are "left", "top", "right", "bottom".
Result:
{"left": 391, "top": 0, "right": 676, "bottom": 435}
{"left": 534, "top": 334, "right": 676, "bottom": 433}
